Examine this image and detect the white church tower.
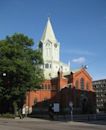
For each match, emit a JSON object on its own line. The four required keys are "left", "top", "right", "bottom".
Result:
{"left": 39, "top": 18, "right": 70, "bottom": 79}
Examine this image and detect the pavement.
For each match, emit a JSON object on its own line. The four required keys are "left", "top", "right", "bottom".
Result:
{"left": 1, "top": 117, "right": 105, "bottom": 125}
{"left": 0, "top": 117, "right": 106, "bottom": 130}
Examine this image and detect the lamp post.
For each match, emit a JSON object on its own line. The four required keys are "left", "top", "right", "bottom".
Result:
{"left": 2, "top": 72, "right": 7, "bottom": 85}
{"left": 2, "top": 72, "right": 7, "bottom": 86}
{"left": 69, "top": 101, "right": 73, "bottom": 121}
{"left": 67, "top": 83, "right": 73, "bottom": 121}
{"left": 3, "top": 72, "right": 6, "bottom": 77}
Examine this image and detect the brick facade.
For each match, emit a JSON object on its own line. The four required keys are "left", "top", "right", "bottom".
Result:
{"left": 26, "top": 68, "right": 96, "bottom": 114}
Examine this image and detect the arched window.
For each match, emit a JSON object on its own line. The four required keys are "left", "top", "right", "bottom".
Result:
{"left": 45, "top": 63, "right": 49, "bottom": 68}
{"left": 80, "top": 78, "right": 84, "bottom": 90}
{"left": 34, "top": 97, "right": 38, "bottom": 105}
{"left": 45, "top": 84, "right": 47, "bottom": 90}
{"left": 48, "top": 84, "right": 51, "bottom": 90}
{"left": 86, "top": 82, "right": 89, "bottom": 90}
{"left": 50, "top": 64, "right": 52, "bottom": 68}
{"left": 75, "top": 80, "right": 79, "bottom": 89}
{"left": 46, "top": 42, "right": 51, "bottom": 57}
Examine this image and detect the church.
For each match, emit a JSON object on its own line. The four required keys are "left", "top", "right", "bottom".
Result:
{"left": 39, "top": 17, "right": 70, "bottom": 79}
{"left": 25, "top": 18, "right": 96, "bottom": 114}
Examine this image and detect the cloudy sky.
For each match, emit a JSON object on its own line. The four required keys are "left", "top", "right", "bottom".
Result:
{"left": 0, "top": 0, "right": 106, "bottom": 80}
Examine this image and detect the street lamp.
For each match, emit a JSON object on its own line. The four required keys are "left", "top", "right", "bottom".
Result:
{"left": 3, "top": 73, "right": 6, "bottom": 77}
{"left": 69, "top": 101, "right": 73, "bottom": 121}
{"left": 2, "top": 73, "right": 7, "bottom": 83}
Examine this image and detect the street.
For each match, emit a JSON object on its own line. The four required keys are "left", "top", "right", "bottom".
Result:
{"left": 0, "top": 118, "right": 106, "bottom": 130}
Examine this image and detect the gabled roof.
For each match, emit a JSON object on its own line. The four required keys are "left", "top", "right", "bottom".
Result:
{"left": 73, "top": 68, "right": 92, "bottom": 80}
{"left": 41, "top": 17, "right": 57, "bottom": 43}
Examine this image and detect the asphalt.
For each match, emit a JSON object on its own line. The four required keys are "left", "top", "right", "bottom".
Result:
{"left": 15, "top": 117, "right": 106, "bottom": 125}
{"left": 0, "top": 117, "right": 106, "bottom": 130}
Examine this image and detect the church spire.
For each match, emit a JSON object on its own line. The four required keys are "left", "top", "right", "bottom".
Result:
{"left": 41, "top": 17, "right": 57, "bottom": 43}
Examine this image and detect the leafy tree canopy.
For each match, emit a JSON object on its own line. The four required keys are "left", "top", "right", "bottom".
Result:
{"left": 0, "top": 33, "right": 44, "bottom": 114}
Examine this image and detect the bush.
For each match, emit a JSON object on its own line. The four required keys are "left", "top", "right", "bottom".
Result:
{"left": 0, "top": 113, "right": 15, "bottom": 118}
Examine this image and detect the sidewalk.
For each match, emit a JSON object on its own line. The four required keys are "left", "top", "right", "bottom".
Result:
{"left": 15, "top": 117, "right": 106, "bottom": 126}
{"left": 0, "top": 116, "right": 106, "bottom": 126}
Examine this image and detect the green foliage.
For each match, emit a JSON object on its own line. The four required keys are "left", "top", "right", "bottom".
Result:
{"left": 0, "top": 113, "right": 15, "bottom": 118}
{"left": 0, "top": 33, "right": 44, "bottom": 114}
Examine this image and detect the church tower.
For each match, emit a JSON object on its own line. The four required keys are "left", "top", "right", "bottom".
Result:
{"left": 40, "top": 17, "right": 60, "bottom": 62}
{"left": 39, "top": 18, "right": 70, "bottom": 79}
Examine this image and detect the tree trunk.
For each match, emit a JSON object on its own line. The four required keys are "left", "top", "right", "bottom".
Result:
{"left": 13, "top": 101, "right": 18, "bottom": 116}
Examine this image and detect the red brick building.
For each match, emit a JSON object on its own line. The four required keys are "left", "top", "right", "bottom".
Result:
{"left": 26, "top": 68, "right": 95, "bottom": 114}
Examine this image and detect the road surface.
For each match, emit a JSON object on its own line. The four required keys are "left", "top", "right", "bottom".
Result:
{"left": 0, "top": 118, "right": 106, "bottom": 130}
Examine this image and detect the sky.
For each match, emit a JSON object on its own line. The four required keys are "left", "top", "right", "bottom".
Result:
{"left": 0, "top": 0, "right": 106, "bottom": 80}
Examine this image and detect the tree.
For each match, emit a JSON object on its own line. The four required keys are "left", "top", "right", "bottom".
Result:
{"left": 0, "top": 33, "right": 44, "bottom": 115}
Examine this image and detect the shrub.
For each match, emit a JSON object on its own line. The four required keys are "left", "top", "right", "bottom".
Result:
{"left": 0, "top": 113, "right": 15, "bottom": 118}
